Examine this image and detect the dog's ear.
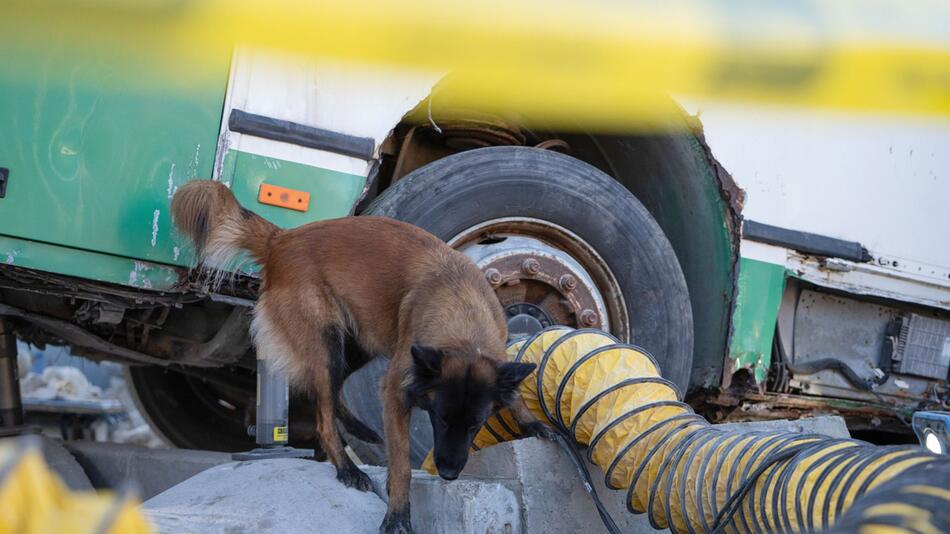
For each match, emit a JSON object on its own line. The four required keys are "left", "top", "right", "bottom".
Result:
{"left": 411, "top": 345, "right": 444, "bottom": 381}
{"left": 406, "top": 345, "right": 444, "bottom": 405}
{"left": 494, "top": 362, "right": 536, "bottom": 404}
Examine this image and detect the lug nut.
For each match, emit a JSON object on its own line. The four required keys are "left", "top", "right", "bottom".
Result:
{"left": 521, "top": 258, "right": 541, "bottom": 275}
{"left": 559, "top": 274, "right": 577, "bottom": 292}
{"left": 579, "top": 309, "right": 598, "bottom": 326}
{"left": 485, "top": 268, "right": 502, "bottom": 285}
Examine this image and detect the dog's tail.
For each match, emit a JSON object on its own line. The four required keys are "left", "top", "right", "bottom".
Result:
{"left": 171, "top": 180, "right": 279, "bottom": 269}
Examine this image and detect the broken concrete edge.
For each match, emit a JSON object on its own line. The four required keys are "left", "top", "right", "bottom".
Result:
{"left": 456, "top": 415, "right": 850, "bottom": 534}
{"left": 144, "top": 460, "right": 389, "bottom": 534}
{"left": 36, "top": 436, "right": 94, "bottom": 491}
{"left": 714, "top": 415, "right": 851, "bottom": 439}
{"left": 7, "top": 415, "right": 849, "bottom": 534}
{"left": 64, "top": 440, "right": 231, "bottom": 500}
{"left": 141, "top": 459, "right": 523, "bottom": 534}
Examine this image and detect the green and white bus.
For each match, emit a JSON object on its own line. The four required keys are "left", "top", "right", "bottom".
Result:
{"left": 2, "top": 42, "right": 947, "bottom": 461}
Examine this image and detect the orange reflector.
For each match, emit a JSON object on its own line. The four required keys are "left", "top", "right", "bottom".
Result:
{"left": 258, "top": 183, "right": 310, "bottom": 212}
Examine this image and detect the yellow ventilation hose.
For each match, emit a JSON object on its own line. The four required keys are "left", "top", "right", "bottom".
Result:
{"left": 826, "top": 460, "right": 950, "bottom": 533}
{"left": 424, "top": 327, "right": 950, "bottom": 533}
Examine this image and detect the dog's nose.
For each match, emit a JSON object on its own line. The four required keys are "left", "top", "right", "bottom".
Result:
{"left": 438, "top": 467, "right": 460, "bottom": 481}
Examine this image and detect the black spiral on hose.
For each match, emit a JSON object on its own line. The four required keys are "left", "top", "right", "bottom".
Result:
{"left": 436, "top": 327, "right": 950, "bottom": 533}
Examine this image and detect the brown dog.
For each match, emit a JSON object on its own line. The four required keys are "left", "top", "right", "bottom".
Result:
{"left": 172, "top": 181, "right": 547, "bottom": 533}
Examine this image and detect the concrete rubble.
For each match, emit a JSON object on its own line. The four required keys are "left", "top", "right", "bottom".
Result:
{"left": 144, "top": 460, "right": 388, "bottom": 534}
{"left": 135, "top": 415, "right": 848, "bottom": 533}
{"left": 7, "top": 416, "right": 848, "bottom": 533}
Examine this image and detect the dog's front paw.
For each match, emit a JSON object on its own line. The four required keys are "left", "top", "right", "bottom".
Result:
{"left": 521, "top": 421, "right": 557, "bottom": 441}
{"left": 336, "top": 464, "right": 374, "bottom": 492}
{"left": 379, "top": 509, "right": 413, "bottom": 534}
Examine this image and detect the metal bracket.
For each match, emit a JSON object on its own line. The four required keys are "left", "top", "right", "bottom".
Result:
{"left": 232, "top": 355, "right": 312, "bottom": 461}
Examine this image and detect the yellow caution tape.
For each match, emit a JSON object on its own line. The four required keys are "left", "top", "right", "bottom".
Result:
{"left": 4, "top": 0, "right": 950, "bottom": 129}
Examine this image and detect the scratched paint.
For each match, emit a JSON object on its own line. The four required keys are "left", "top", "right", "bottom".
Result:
{"left": 189, "top": 143, "right": 201, "bottom": 178}
{"left": 150, "top": 210, "right": 161, "bottom": 247}
{"left": 0, "top": 235, "right": 180, "bottom": 290}
{"left": 128, "top": 261, "right": 155, "bottom": 289}
{"left": 166, "top": 163, "right": 177, "bottom": 198}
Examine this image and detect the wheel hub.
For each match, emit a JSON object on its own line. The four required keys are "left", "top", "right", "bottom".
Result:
{"left": 504, "top": 303, "right": 553, "bottom": 338}
{"left": 451, "top": 218, "right": 625, "bottom": 340}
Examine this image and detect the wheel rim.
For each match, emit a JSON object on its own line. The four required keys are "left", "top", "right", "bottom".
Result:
{"left": 449, "top": 217, "right": 629, "bottom": 341}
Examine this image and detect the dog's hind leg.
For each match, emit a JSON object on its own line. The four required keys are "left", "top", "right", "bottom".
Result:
{"left": 335, "top": 337, "right": 382, "bottom": 444}
{"left": 313, "top": 326, "right": 374, "bottom": 492}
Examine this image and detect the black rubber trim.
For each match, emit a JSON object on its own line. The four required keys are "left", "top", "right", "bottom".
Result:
{"left": 698, "top": 433, "right": 742, "bottom": 533}
{"left": 482, "top": 418, "right": 506, "bottom": 443}
{"left": 663, "top": 428, "right": 712, "bottom": 532}
{"left": 606, "top": 413, "right": 700, "bottom": 492}
{"left": 774, "top": 439, "right": 847, "bottom": 533}
{"left": 624, "top": 418, "right": 708, "bottom": 514}
{"left": 834, "top": 446, "right": 920, "bottom": 514}
{"left": 649, "top": 426, "right": 717, "bottom": 530}
{"left": 822, "top": 447, "right": 872, "bottom": 526}
{"left": 677, "top": 429, "right": 728, "bottom": 534}
{"left": 512, "top": 326, "right": 572, "bottom": 363}
{"left": 536, "top": 328, "right": 617, "bottom": 431}
{"left": 733, "top": 433, "right": 800, "bottom": 533}
{"left": 743, "top": 219, "right": 871, "bottom": 263}
{"left": 586, "top": 400, "right": 688, "bottom": 463}
{"left": 228, "top": 109, "right": 375, "bottom": 160}
{"left": 831, "top": 446, "right": 894, "bottom": 515}
{"left": 756, "top": 436, "right": 823, "bottom": 531}
{"left": 568, "top": 377, "right": 680, "bottom": 441}
{"left": 713, "top": 432, "right": 762, "bottom": 518}
{"left": 554, "top": 341, "right": 662, "bottom": 427}
{"left": 494, "top": 411, "right": 520, "bottom": 438}
{"left": 805, "top": 445, "right": 864, "bottom": 532}
{"left": 856, "top": 448, "right": 928, "bottom": 496}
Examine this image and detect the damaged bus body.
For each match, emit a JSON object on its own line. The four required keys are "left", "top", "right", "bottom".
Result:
{"left": 1, "top": 47, "right": 948, "bottom": 459}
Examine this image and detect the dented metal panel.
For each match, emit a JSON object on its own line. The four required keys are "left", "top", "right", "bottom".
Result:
{"left": 0, "top": 45, "right": 229, "bottom": 267}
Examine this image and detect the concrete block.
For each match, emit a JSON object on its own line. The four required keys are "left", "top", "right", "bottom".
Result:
{"left": 73, "top": 416, "right": 849, "bottom": 533}
{"left": 363, "top": 466, "right": 522, "bottom": 534}
{"left": 464, "top": 438, "right": 660, "bottom": 534}
{"left": 35, "top": 436, "right": 93, "bottom": 491}
{"left": 144, "top": 459, "right": 387, "bottom": 534}
{"left": 460, "top": 416, "right": 852, "bottom": 534}
{"left": 716, "top": 415, "right": 851, "bottom": 439}
{"left": 64, "top": 441, "right": 230, "bottom": 499}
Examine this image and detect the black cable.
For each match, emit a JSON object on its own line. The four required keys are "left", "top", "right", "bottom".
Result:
{"left": 553, "top": 431, "right": 622, "bottom": 534}
{"left": 709, "top": 441, "right": 812, "bottom": 534}
{"left": 786, "top": 357, "right": 874, "bottom": 391}
{"left": 777, "top": 323, "right": 912, "bottom": 428}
